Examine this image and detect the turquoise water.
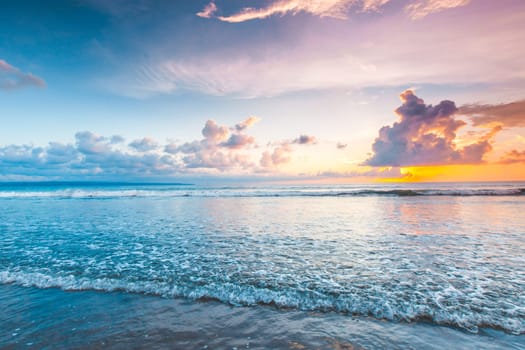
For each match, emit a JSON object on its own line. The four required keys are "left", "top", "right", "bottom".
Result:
{"left": 1, "top": 182, "right": 524, "bottom": 348}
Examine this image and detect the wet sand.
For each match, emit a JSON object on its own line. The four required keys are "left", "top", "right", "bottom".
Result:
{"left": 1, "top": 284, "right": 523, "bottom": 349}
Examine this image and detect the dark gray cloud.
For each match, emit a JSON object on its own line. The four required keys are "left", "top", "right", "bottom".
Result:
{"left": 0, "top": 59, "right": 46, "bottom": 91}
{"left": 459, "top": 99, "right": 525, "bottom": 128}
{"left": 365, "top": 90, "right": 500, "bottom": 167}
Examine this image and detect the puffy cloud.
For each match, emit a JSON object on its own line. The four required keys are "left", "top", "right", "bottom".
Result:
{"left": 45, "top": 142, "right": 79, "bottom": 164}
{"left": 260, "top": 143, "right": 293, "bottom": 168}
{"left": 165, "top": 118, "right": 261, "bottom": 171}
{"left": 196, "top": 1, "right": 217, "bottom": 18}
{"left": 459, "top": 100, "right": 525, "bottom": 128}
{"left": 364, "top": 90, "right": 501, "bottom": 167}
{"left": 0, "top": 59, "right": 46, "bottom": 91}
{"left": 405, "top": 0, "right": 471, "bottom": 20}
{"left": 0, "top": 118, "right": 319, "bottom": 177}
{"left": 499, "top": 149, "right": 525, "bottom": 164}
{"left": 293, "top": 135, "right": 317, "bottom": 145}
{"left": 182, "top": 151, "right": 252, "bottom": 170}
{"left": 235, "top": 116, "right": 261, "bottom": 132}
{"left": 129, "top": 137, "right": 159, "bottom": 152}
{"left": 202, "top": 120, "right": 230, "bottom": 143}
{"left": 221, "top": 134, "right": 256, "bottom": 149}
{"left": 75, "top": 131, "right": 114, "bottom": 155}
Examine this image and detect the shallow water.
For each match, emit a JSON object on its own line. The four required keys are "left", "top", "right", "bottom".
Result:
{"left": 1, "top": 285, "right": 524, "bottom": 349}
{"left": 0, "top": 182, "right": 524, "bottom": 348}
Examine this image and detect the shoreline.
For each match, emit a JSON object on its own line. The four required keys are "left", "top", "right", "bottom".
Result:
{"left": 1, "top": 284, "right": 523, "bottom": 350}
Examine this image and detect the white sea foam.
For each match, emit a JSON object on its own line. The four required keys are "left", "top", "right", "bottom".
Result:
{"left": 0, "top": 187, "right": 523, "bottom": 199}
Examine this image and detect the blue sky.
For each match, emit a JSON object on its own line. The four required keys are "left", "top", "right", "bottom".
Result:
{"left": 1, "top": 0, "right": 525, "bottom": 181}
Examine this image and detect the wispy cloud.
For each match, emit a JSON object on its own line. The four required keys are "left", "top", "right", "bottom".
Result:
{"left": 459, "top": 99, "right": 525, "bottom": 128}
{"left": 196, "top": 1, "right": 218, "bottom": 18}
{"left": 499, "top": 149, "right": 525, "bottom": 164}
{"left": 405, "top": 0, "right": 471, "bottom": 20}
{"left": 364, "top": 90, "right": 501, "bottom": 167}
{"left": 198, "top": 0, "right": 471, "bottom": 22}
{"left": 215, "top": 0, "right": 359, "bottom": 23}
{"left": 0, "top": 59, "right": 46, "bottom": 91}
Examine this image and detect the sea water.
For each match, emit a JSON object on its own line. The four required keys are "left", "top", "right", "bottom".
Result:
{"left": 0, "top": 182, "right": 524, "bottom": 349}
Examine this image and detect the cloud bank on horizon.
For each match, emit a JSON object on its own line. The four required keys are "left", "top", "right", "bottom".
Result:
{"left": 0, "top": 116, "right": 321, "bottom": 179}
{"left": 1, "top": 90, "right": 524, "bottom": 180}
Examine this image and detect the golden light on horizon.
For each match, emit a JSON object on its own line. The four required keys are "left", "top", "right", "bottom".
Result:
{"left": 379, "top": 164, "right": 525, "bottom": 183}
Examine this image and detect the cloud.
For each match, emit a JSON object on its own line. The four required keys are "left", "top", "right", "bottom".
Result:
{"left": 293, "top": 135, "right": 318, "bottom": 145}
{"left": 196, "top": 1, "right": 217, "bottom": 18}
{"left": 318, "top": 166, "right": 408, "bottom": 178}
{"left": 202, "top": 119, "right": 230, "bottom": 143}
{"left": 259, "top": 134, "right": 318, "bottom": 169}
{"left": 166, "top": 118, "right": 261, "bottom": 171}
{"left": 210, "top": 0, "right": 393, "bottom": 23}
{"left": 235, "top": 116, "right": 261, "bottom": 132}
{"left": 260, "top": 143, "right": 293, "bottom": 168}
{"left": 221, "top": 134, "right": 256, "bottom": 149}
{"left": 364, "top": 90, "right": 501, "bottom": 167}
{"left": 405, "top": 0, "right": 471, "bottom": 20}
{"left": 0, "top": 59, "right": 46, "bottom": 91}
{"left": 129, "top": 137, "right": 159, "bottom": 152}
{"left": 336, "top": 142, "right": 348, "bottom": 149}
{"left": 499, "top": 149, "right": 525, "bottom": 164}
{"left": 199, "top": 0, "right": 471, "bottom": 22}
{"left": 75, "top": 131, "right": 117, "bottom": 155}
{"left": 459, "top": 99, "right": 525, "bottom": 128}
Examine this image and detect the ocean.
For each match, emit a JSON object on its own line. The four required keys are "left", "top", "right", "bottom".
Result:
{"left": 0, "top": 182, "right": 524, "bottom": 349}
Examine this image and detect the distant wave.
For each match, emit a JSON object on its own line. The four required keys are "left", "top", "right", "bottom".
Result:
{"left": 1, "top": 270, "right": 523, "bottom": 335}
{"left": 0, "top": 188, "right": 524, "bottom": 199}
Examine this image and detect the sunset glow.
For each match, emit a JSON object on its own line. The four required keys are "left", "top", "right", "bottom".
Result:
{"left": 1, "top": 0, "right": 524, "bottom": 182}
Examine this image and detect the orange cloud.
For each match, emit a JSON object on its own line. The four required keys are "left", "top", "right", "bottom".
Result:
{"left": 499, "top": 149, "right": 525, "bottom": 164}
{"left": 460, "top": 99, "right": 525, "bottom": 128}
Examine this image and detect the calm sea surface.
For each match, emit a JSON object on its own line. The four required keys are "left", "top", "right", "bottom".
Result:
{"left": 1, "top": 182, "right": 524, "bottom": 349}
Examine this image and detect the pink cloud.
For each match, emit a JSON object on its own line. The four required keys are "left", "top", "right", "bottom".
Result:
{"left": 460, "top": 99, "right": 525, "bottom": 128}
{"left": 196, "top": 1, "right": 217, "bottom": 19}
{"left": 0, "top": 59, "right": 46, "bottom": 91}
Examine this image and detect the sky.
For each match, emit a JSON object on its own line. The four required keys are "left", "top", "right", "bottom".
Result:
{"left": 1, "top": 0, "right": 524, "bottom": 182}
